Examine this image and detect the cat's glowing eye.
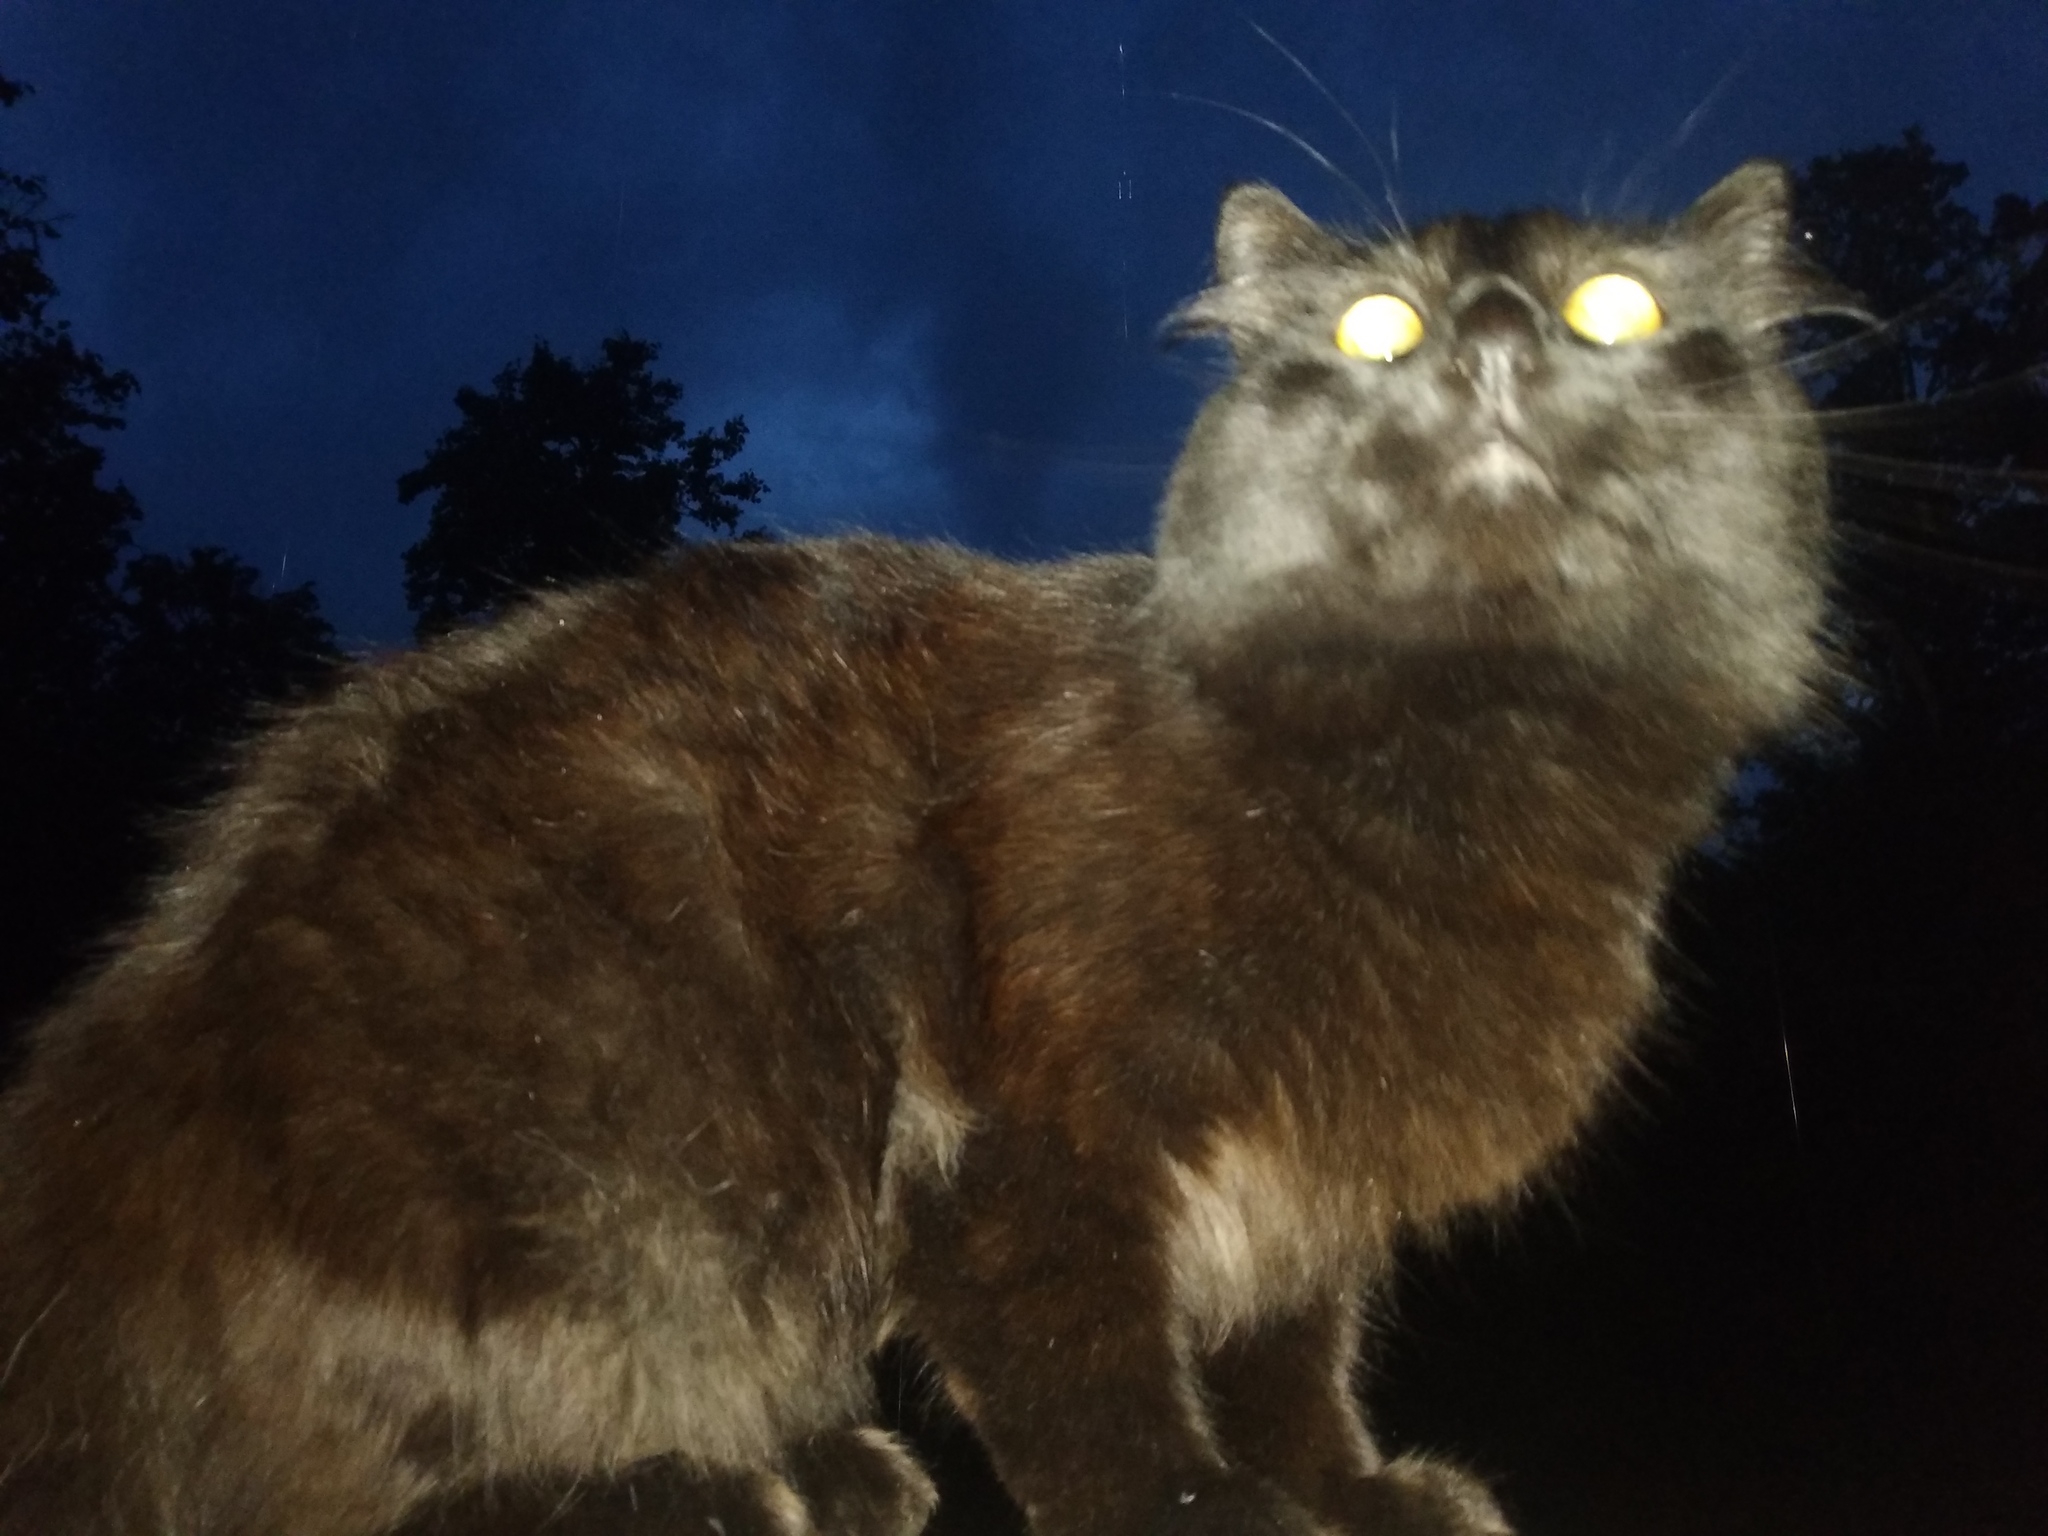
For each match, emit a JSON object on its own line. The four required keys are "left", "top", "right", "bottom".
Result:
{"left": 1561, "top": 274, "right": 1663, "bottom": 345}
{"left": 1335, "top": 294, "right": 1425, "bottom": 361}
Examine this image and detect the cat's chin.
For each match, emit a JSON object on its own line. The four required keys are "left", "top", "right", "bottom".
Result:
{"left": 1441, "top": 438, "right": 1555, "bottom": 504}
{"left": 1166, "top": 562, "right": 1660, "bottom": 669}
{"left": 1362, "top": 510, "right": 1612, "bottom": 617}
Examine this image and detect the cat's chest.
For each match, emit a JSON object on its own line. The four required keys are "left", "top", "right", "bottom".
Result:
{"left": 1159, "top": 1126, "right": 1384, "bottom": 1352}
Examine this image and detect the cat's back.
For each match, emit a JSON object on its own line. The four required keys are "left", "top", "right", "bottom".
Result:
{"left": 48, "top": 534, "right": 1140, "bottom": 1015}
{"left": 0, "top": 534, "right": 1152, "bottom": 1307}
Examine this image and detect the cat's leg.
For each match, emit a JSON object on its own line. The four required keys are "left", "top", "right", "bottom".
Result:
{"left": 386, "top": 1429, "right": 935, "bottom": 1536}
{"left": 0, "top": 1272, "right": 442, "bottom": 1536}
{"left": 389, "top": 1459, "right": 811, "bottom": 1536}
{"left": 1200, "top": 1295, "right": 1509, "bottom": 1536}
{"left": 784, "top": 1426, "right": 939, "bottom": 1536}
{"left": 899, "top": 1139, "right": 1326, "bottom": 1536}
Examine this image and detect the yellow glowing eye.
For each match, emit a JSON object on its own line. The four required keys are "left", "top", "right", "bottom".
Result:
{"left": 1335, "top": 294, "right": 1425, "bottom": 361}
{"left": 1561, "top": 273, "right": 1663, "bottom": 345}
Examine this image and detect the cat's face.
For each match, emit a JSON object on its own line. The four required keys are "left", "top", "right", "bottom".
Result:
{"left": 1152, "top": 163, "right": 1838, "bottom": 704}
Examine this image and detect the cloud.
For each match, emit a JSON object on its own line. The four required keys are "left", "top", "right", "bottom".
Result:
{"left": 723, "top": 297, "right": 950, "bottom": 542}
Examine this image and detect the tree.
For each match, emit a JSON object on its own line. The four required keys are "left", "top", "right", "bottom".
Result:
{"left": 399, "top": 334, "right": 766, "bottom": 638}
{"left": 0, "top": 75, "right": 143, "bottom": 742}
{"left": 1797, "top": 128, "right": 2048, "bottom": 426}
{"left": 0, "top": 76, "right": 340, "bottom": 1033}
{"left": 1654, "top": 132, "right": 2048, "bottom": 1530}
{"left": 111, "top": 546, "right": 337, "bottom": 782}
{"left": 1792, "top": 128, "right": 2048, "bottom": 742}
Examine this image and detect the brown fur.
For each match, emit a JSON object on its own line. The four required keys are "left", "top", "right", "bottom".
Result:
{"left": 0, "top": 165, "right": 1835, "bottom": 1535}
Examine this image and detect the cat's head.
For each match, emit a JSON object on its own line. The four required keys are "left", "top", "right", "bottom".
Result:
{"left": 1150, "top": 163, "right": 1845, "bottom": 719}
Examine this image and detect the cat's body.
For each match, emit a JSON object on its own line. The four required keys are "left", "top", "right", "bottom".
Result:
{"left": 0, "top": 166, "right": 1834, "bottom": 1536}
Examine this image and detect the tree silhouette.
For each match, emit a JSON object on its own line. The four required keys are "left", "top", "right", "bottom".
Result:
{"left": 0, "top": 75, "right": 339, "bottom": 1032}
{"left": 1793, "top": 129, "right": 2048, "bottom": 740}
{"left": 111, "top": 546, "right": 336, "bottom": 778}
{"left": 399, "top": 334, "right": 766, "bottom": 638}
{"left": 1797, "top": 128, "right": 2048, "bottom": 429}
{"left": 0, "top": 75, "right": 142, "bottom": 748}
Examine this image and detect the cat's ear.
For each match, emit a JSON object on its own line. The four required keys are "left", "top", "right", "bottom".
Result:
{"left": 1682, "top": 160, "right": 1795, "bottom": 266}
{"left": 1167, "top": 184, "right": 1342, "bottom": 345}
{"left": 1683, "top": 160, "right": 1868, "bottom": 329}
{"left": 1214, "top": 183, "right": 1339, "bottom": 283}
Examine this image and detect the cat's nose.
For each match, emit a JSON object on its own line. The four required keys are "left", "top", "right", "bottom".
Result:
{"left": 1449, "top": 284, "right": 1544, "bottom": 400}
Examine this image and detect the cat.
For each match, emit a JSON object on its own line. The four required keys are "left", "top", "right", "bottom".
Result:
{"left": 0, "top": 160, "right": 1840, "bottom": 1536}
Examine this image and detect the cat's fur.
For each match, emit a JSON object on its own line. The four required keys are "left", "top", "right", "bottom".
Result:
{"left": 0, "top": 164, "right": 1836, "bottom": 1536}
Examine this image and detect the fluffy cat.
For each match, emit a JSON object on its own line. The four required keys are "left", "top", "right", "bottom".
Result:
{"left": 0, "top": 163, "right": 1837, "bottom": 1536}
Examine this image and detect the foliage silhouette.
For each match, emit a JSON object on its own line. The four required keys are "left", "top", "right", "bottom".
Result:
{"left": 399, "top": 334, "right": 766, "bottom": 638}
{"left": 0, "top": 74, "right": 142, "bottom": 743}
{"left": 1793, "top": 129, "right": 2048, "bottom": 745}
{"left": 0, "top": 76, "right": 339, "bottom": 1032}
{"left": 111, "top": 546, "right": 337, "bottom": 775}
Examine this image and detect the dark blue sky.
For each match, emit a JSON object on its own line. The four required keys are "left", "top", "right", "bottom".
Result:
{"left": 5, "top": 0, "right": 2044, "bottom": 644}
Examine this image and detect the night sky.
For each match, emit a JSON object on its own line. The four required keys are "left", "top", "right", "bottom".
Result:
{"left": 4, "top": 0, "right": 2045, "bottom": 645}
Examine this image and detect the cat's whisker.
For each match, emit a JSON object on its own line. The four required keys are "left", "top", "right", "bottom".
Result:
{"left": 1778, "top": 261, "right": 2008, "bottom": 379}
{"left": 1236, "top": 13, "right": 1408, "bottom": 236}
{"left": 962, "top": 430, "right": 1177, "bottom": 482}
{"left": 1579, "top": 136, "right": 1619, "bottom": 220}
{"left": 1151, "top": 352, "right": 1236, "bottom": 392}
{"left": 1776, "top": 323, "right": 1897, "bottom": 380}
{"left": 1388, "top": 98, "right": 1402, "bottom": 210}
{"left": 1669, "top": 56, "right": 1751, "bottom": 159}
{"left": 1637, "top": 401, "right": 1820, "bottom": 431}
{"left": 1835, "top": 520, "right": 2048, "bottom": 585}
{"left": 1640, "top": 359, "right": 2045, "bottom": 433}
{"left": 1646, "top": 385, "right": 2048, "bottom": 444}
{"left": 1828, "top": 448, "right": 2048, "bottom": 496}
{"left": 0, "top": 1429, "right": 52, "bottom": 1498}
{"left": 547, "top": 1479, "right": 585, "bottom": 1523}
{"left": 1809, "top": 370, "right": 2048, "bottom": 432}
{"left": 1155, "top": 90, "right": 1395, "bottom": 239}
{"left": 0, "top": 1286, "right": 66, "bottom": 1400}
{"left": 1612, "top": 51, "right": 1754, "bottom": 215}
{"left": 1639, "top": 405, "right": 2048, "bottom": 499}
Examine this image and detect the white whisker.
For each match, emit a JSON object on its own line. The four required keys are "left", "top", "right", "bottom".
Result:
{"left": 0, "top": 1285, "right": 67, "bottom": 1398}
{"left": 1836, "top": 522, "right": 2048, "bottom": 585}
{"left": 1614, "top": 51, "right": 1756, "bottom": 214}
{"left": 1156, "top": 91, "right": 1395, "bottom": 239}
{"left": 1830, "top": 449, "right": 2048, "bottom": 496}
{"left": 1238, "top": 14, "right": 1407, "bottom": 236}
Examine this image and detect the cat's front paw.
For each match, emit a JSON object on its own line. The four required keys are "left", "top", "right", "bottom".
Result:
{"left": 1136, "top": 1469, "right": 1333, "bottom": 1536}
{"left": 1323, "top": 1455, "right": 1510, "bottom": 1536}
{"left": 786, "top": 1426, "right": 938, "bottom": 1536}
